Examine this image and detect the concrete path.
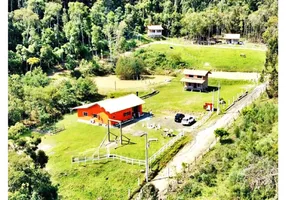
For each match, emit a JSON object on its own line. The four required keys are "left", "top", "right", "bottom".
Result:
{"left": 150, "top": 83, "right": 267, "bottom": 199}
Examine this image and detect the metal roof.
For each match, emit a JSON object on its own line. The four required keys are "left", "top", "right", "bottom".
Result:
{"left": 183, "top": 69, "right": 211, "bottom": 76}
{"left": 147, "top": 25, "right": 163, "bottom": 30}
{"left": 73, "top": 94, "right": 145, "bottom": 114}
{"left": 180, "top": 78, "right": 206, "bottom": 84}
{"left": 224, "top": 34, "right": 240, "bottom": 40}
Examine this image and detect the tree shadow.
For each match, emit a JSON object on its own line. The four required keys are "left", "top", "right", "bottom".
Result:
{"left": 220, "top": 138, "right": 234, "bottom": 145}
{"left": 205, "top": 86, "right": 219, "bottom": 92}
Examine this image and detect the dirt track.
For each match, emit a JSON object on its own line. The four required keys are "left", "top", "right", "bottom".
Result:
{"left": 149, "top": 83, "right": 267, "bottom": 199}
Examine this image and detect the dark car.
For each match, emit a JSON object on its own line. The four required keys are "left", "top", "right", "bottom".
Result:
{"left": 175, "top": 113, "right": 185, "bottom": 123}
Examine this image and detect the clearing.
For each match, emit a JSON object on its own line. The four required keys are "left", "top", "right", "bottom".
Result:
{"left": 93, "top": 75, "right": 174, "bottom": 93}
{"left": 136, "top": 43, "right": 266, "bottom": 72}
{"left": 41, "top": 76, "right": 256, "bottom": 199}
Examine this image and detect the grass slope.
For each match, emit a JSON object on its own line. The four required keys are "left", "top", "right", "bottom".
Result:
{"left": 42, "top": 114, "right": 174, "bottom": 199}
{"left": 143, "top": 44, "right": 265, "bottom": 72}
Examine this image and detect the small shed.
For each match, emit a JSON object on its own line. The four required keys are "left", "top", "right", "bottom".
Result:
{"left": 72, "top": 94, "right": 145, "bottom": 125}
{"left": 147, "top": 25, "right": 163, "bottom": 37}
{"left": 224, "top": 34, "right": 240, "bottom": 44}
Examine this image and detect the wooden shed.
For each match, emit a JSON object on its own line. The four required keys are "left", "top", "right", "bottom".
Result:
{"left": 73, "top": 94, "right": 145, "bottom": 125}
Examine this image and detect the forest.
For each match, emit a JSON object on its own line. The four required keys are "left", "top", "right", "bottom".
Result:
{"left": 8, "top": 0, "right": 277, "bottom": 75}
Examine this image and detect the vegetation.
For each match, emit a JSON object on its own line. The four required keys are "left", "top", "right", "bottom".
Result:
{"left": 135, "top": 44, "right": 265, "bottom": 73}
{"left": 7, "top": 0, "right": 278, "bottom": 199}
{"left": 8, "top": 0, "right": 277, "bottom": 75}
{"left": 115, "top": 56, "right": 145, "bottom": 80}
{"left": 214, "top": 128, "right": 229, "bottom": 141}
{"left": 261, "top": 15, "right": 278, "bottom": 98}
{"left": 8, "top": 67, "right": 99, "bottom": 127}
{"left": 143, "top": 77, "right": 254, "bottom": 115}
{"left": 167, "top": 95, "right": 278, "bottom": 199}
{"left": 40, "top": 113, "right": 181, "bottom": 199}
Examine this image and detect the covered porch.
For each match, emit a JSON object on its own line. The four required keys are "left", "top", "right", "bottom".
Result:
{"left": 180, "top": 78, "right": 207, "bottom": 91}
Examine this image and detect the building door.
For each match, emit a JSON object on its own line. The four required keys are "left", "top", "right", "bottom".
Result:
{"left": 132, "top": 106, "right": 139, "bottom": 118}
{"left": 193, "top": 83, "right": 197, "bottom": 88}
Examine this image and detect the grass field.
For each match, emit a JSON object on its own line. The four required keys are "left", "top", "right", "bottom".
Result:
{"left": 143, "top": 77, "right": 255, "bottom": 116}
{"left": 141, "top": 44, "right": 265, "bottom": 72}
{"left": 41, "top": 114, "right": 177, "bottom": 199}
{"left": 41, "top": 76, "right": 255, "bottom": 199}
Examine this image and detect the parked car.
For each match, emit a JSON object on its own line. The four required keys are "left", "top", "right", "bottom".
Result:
{"left": 181, "top": 115, "right": 196, "bottom": 126}
{"left": 174, "top": 113, "right": 185, "bottom": 123}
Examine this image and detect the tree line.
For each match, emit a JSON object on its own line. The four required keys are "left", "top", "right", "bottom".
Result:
{"left": 8, "top": 0, "right": 278, "bottom": 76}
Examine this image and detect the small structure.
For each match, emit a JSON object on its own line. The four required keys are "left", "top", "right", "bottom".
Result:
{"left": 203, "top": 103, "right": 213, "bottom": 111}
{"left": 147, "top": 25, "right": 163, "bottom": 38}
{"left": 180, "top": 69, "right": 211, "bottom": 91}
{"left": 72, "top": 94, "right": 145, "bottom": 125}
{"left": 224, "top": 33, "right": 240, "bottom": 44}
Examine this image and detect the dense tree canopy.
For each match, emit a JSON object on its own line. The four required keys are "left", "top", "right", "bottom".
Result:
{"left": 8, "top": 0, "right": 278, "bottom": 75}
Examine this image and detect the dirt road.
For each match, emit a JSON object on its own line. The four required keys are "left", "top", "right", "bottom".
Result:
{"left": 150, "top": 83, "right": 267, "bottom": 199}
{"left": 129, "top": 41, "right": 267, "bottom": 53}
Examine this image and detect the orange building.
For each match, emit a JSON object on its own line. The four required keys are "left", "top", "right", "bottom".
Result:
{"left": 72, "top": 94, "right": 145, "bottom": 125}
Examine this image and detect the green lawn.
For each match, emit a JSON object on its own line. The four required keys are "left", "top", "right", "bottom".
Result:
{"left": 144, "top": 44, "right": 265, "bottom": 72}
{"left": 42, "top": 114, "right": 174, "bottom": 200}
{"left": 143, "top": 77, "right": 255, "bottom": 116}
{"left": 42, "top": 77, "right": 255, "bottom": 199}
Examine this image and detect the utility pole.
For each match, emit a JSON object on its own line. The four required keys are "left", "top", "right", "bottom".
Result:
{"left": 144, "top": 133, "right": 149, "bottom": 182}
{"left": 217, "top": 82, "right": 220, "bottom": 115}
{"left": 141, "top": 132, "right": 157, "bottom": 183}
{"left": 212, "top": 89, "right": 215, "bottom": 112}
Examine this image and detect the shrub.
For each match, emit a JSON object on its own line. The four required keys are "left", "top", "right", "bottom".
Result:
{"left": 115, "top": 56, "right": 145, "bottom": 80}
{"left": 8, "top": 122, "right": 28, "bottom": 139}
{"left": 214, "top": 128, "right": 229, "bottom": 140}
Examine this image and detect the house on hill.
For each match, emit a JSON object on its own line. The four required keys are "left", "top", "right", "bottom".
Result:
{"left": 72, "top": 94, "right": 145, "bottom": 125}
{"left": 180, "top": 69, "right": 211, "bottom": 91}
{"left": 224, "top": 33, "right": 240, "bottom": 44}
{"left": 147, "top": 25, "right": 163, "bottom": 37}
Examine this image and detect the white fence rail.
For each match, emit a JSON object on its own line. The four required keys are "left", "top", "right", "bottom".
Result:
{"left": 72, "top": 131, "right": 186, "bottom": 166}
{"left": 149, "top": 131, "right": 185, "bottom": 164}
{"left": 72, "top": 154, "right": 146, "bottom": 166}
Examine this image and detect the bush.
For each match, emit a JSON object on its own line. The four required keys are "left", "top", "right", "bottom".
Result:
{"left": 8, "top": 122, "right": 28, "bottom": 139}
{"left": 115, "top": 56, "right": 145, "bottom": 80}
{"left": 79, "top": 57, "right": 107, "bottom": 77}
{"left": 214, "top": 128, "right": 229, "bottom": 140}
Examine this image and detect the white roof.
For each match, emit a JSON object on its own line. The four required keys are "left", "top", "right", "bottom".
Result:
{"left": 224, "top": 34, "right": 240, "bottom": 40}
{"left": 183, "top": 69, "right": 211, "bottom": 76}
{"left": 73, "top": 94, "right": 145, "bottom": 114}
{"left": 147, "top": 25, "right": 163, "bottom": 30}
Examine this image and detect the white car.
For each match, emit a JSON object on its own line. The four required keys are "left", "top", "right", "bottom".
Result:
{"left": 181, "top": 115, "right": 195, "bottom": 126}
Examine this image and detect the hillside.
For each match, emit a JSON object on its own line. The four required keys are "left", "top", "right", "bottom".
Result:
{"left": 167, "top": 94, "right": 278, "bottom": 199}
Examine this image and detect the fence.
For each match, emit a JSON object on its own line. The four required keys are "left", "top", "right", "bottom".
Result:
{"left": 72, "top": 154, "right": 146, "bottom": 166}
{"left": 72, "top": 131, "right": 185, "bottom": 166}
{"left": 149, "top": 131, "right": 185, "bottom": 164}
